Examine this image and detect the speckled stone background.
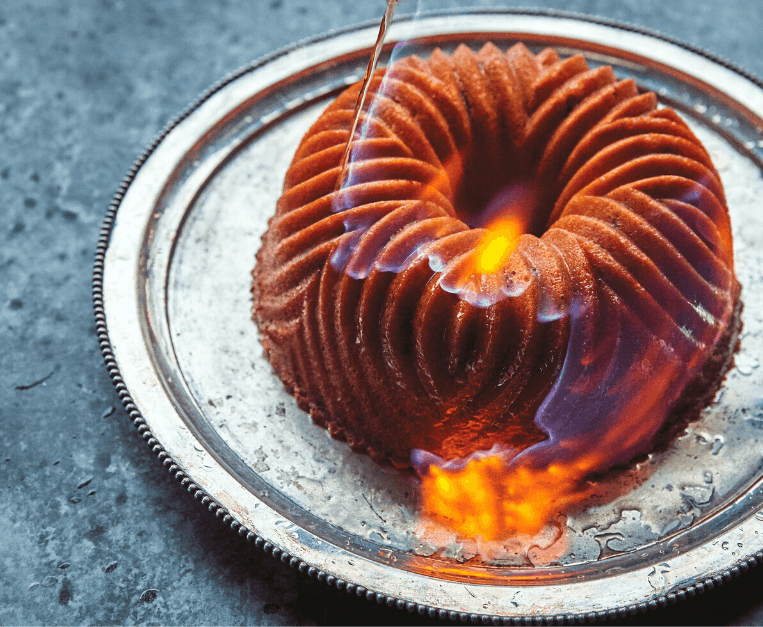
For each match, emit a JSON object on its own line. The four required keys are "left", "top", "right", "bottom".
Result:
{"left": 2, "top": 1, "right": 763, "bottom": 625}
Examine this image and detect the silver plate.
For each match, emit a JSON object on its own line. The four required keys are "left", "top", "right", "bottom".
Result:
{"left": 97, "top": 10, "right": 763, "bottom": 621}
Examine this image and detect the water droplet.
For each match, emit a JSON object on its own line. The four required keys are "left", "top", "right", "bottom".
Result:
{"left": 662, "top": 519, "right": 682, "bottom": 536}
{"left": 703, "top": 471, "right": 713, "bottom": 483}
{"left": 274, "top": 519, "right": 296, "bottom": 530}
{"left": 711, "top": 436, "right": 725, "bottom": 455}
{"left": 58, "top": 563, "right": 70, "bottom": 570}
{"left": 736, "top": 354, "right": 759, "bottom": 376}
{"left": 140, "top": 589, "right": 159, "bottom": 603}
{"left": 42, "top": 576, "right": 58, "bottom": 588}
{"left": 696, "top": 432, "right": 725, "bottom": 455}
{"left": 755, "top": 510, "right": 763, "bottom": 522}
{"left": 681, "top": 484, "right": 714, "bottom": 505}
{"left": 694, "top": 103, "right": 707, "bottom": 114}
{"left": 722, "top": 541, "right": 729, "bottom": 550}
{"left": 647, "top": 563, "right": 670, "bottom": 589}
{"left": 593, "top": 532, "right": 625, "bottom": 559}
{"left": 68, "top": 496, "right": 81, "bottom": 504}
{"left": 367, "top": 528, "right": 390, "bottom": 544}
{"left": 105, "top": 561, "right": 118, "bottom": 574}
{"left": 77, "top": 478, "right": 93, "bottom": 490}
{"left": 101, "top": 406, "right": 115, "bottom": 419}
{"left": 442, "top": 541, "right": 480, "bottom": 563}
{"left": 738, "top": 543, "right": 743, "bottom": 548}
{"left": 29, "top": 582, "right": 40, "bottom": 590}
{"left": 413, "top": 542, "right": 437, "bottom": 557}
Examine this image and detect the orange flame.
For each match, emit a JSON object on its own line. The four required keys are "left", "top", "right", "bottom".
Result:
{"left": 420, "top": 454, "right": 595, "bottom": 540}
{"left": 418, "top": 340, "right": 681, "bottom": 541}
{"left": 476, "top": 220, "right": 523, "bottom": 274}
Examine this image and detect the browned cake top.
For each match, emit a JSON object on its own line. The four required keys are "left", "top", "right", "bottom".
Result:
{"left": 253, "top": 43, "right": 737, "bottom": 468}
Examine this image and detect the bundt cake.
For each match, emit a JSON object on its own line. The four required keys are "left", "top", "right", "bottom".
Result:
{"left": 252, "top": 43, "right": 740, "bottom": 470}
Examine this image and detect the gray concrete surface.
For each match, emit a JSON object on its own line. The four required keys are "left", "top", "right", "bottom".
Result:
{"left": 2, "top": 1, "right": 762, "bottom": 624}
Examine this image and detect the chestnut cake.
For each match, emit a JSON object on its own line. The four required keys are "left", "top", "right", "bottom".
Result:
{"left": 252, "top": 43, "right": 740, "bottom": 469}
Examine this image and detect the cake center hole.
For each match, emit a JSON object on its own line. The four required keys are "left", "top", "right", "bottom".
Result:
{"left": 456, "top": 177, "right": 545, "bottom": 238}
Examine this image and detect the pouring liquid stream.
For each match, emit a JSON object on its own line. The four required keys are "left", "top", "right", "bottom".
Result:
{"left": 335, "top": 0, "right": 400, "bottom": 191}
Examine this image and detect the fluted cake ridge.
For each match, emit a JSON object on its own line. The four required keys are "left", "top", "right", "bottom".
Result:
{"left": 252, "top": 43, "right": 739, "bottom": 468}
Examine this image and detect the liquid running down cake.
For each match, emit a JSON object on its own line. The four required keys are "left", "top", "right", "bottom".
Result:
{"left": 252, "top": 43, "right": 741, "bottom": 471}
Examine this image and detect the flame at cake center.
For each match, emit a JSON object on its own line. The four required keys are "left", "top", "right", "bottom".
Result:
{"left": 476, "top": 220, "right": 522, "bottom": 274}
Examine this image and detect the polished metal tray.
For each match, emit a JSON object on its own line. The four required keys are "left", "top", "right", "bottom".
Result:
{"left": 95, "top": 10, "right": 763, "bottom": 622}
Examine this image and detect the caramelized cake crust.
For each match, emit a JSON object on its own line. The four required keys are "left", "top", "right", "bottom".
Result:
{"left": 253, "top": 44, "right": 739, "bottom": 468}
